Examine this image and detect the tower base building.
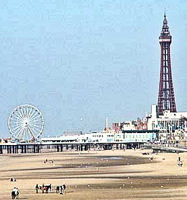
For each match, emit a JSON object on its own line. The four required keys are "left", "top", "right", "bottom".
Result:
{"left": 147, "top": 105, "right": 187, "bottom": 143}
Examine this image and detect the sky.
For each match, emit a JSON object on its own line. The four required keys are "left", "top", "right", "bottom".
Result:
{"left": 0, "top": 0, "right": 187, "bottom": 138}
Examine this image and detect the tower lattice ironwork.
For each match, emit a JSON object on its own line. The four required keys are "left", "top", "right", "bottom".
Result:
{"left": 157, "top": 14, "right": 177, "bottom": 115}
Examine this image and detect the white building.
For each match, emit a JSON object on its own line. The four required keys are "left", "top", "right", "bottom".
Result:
{"left": 147, "top": 105, "right": 187, "bottom": 142}
{"left": 41, "top": 129, "right": 158, "bottom": 144}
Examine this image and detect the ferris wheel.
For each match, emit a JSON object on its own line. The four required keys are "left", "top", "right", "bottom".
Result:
{"left": 8, "top": 104, "right": 44, "bottom": 142}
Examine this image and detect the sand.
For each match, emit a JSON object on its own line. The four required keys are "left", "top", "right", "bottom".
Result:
{"left": 0, "top": 149, "right": 187, "bottom": 200}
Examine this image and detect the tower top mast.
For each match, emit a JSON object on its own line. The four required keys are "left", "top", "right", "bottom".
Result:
{"left": 159, "top": 13, "right": 171, "bottom": 42}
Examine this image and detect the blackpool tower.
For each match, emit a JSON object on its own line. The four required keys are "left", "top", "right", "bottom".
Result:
{"left": 157, "top": 14, "right": 177, "bottom": 115}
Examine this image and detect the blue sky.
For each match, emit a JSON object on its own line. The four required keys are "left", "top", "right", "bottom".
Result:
{"left": 0, "top": 0, "right": 187, "bottom": 137}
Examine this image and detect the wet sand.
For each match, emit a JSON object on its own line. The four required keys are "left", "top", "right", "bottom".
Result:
{"left": 1, "top": 149, "right": 187, "bottom": 199}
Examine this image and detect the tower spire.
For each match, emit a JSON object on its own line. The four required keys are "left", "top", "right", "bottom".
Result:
{"left": 161, "top": 12, "right": 170, "bottom": 36}
{"left": 157, "top": 14, "right": 177, "bottom": 115}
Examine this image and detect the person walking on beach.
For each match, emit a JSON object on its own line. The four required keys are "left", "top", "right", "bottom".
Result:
{"left": 56, "top": 186, "right": 60, "bottom": 193}
{"left": 11, "top": 187, "right": 19, "bottom": 199}
{"left": 177, "top": 156, "right": 183, "bottom": 167}
{"left": 41, "top": 184, "right": 45, "bottom": 193}
{"left": 35, "top": 184, "right": 39, "bottom": 193}
{"left": 59, "top": 186, "right": 63, "bottom": 194}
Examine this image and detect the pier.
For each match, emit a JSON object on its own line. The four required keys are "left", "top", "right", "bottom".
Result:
{"left": 0, "top": 141, "right": 143, "bottom": 154}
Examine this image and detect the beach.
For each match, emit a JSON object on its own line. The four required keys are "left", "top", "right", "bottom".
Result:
{"left": 0, "top": 149, "right": 187, "bottom": 200}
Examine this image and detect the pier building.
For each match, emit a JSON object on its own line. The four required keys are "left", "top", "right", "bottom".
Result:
{"left": 41, "top": 129, "right": 158, "bottom": 144}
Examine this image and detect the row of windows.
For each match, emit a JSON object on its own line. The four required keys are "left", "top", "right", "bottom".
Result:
{"left": 124, "top": 134, "right": 151, "bottom": 138}
{"left": 92, "top": 134, "right": 152, "bottom": 139}
{"left": 92, "top": 135, "right": 103, "bottom": 138}
{"left": 92, "top": 134, "right": 115, "bottom": 138}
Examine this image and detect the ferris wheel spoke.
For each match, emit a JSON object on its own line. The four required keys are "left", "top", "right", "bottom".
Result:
{"left": 24, "top": 128, "right": 29, "bottom": 140}
{"left": 24, "top": 128, "right": 30, "bottom": 140}
{"left": 21, "top": 107, "right": 26, "bottom": 117}
{"left": 31, "top": 112, "right": 40, "bottom": 119}
{"left": 28, "top": 107, "right": 33, "bottom": 119}
{"left": 17, "top": 107, "right": 23, "bottom": 118}
{"left": 31, "top": 119, "right": 42, "bottom": 126}
{"left": 22, "top": 128, "right": 27, "bottom": 140}
{"left": 29, "top": 124, "right": 39, "bottom": 133}
{"left": 31, "top": 127, "right": 40, "bottom": 135}
{"left": 22, "top": 129, "right": 27, "bottom": 140}
{"left": 30, "top": 111, "right": 40, "bottom": 122}
{"left": 11, "top": 113, "right": 21, "bottom": 121}
{"left": 28, "top": 126, "right": 36, "bottom": 139}
{"left": 13, "top": 110, "right": 22, "bottom": 119}
{"left": 12, "top": 129, "right": 21, "bottom": 138}
{"left": 23, "top": 107, "right": 27, "bottom": 117}
{"left": 30, "top": 119, "right": 41, "bottom": 128}
{"left": 31, "top": 127, "right": 41, "bottom": 136}
{"left": 29, "top": 111, "right": 37, "bottom": 122}
{"left": 30, "top": 108, "right": 37, "bottom": 119}
{"left": 33, "top": 109, "right": 41, "bottom": 118}
{"left": 10, "top": 121, "right": 21, "bottom": 127}
{"left": 29, "top": 108, "right": 37, "bottom": 119}
{"left": 18, "top": 107, "right": 24, "bottom": 118}
{"left": 11, "top": 116, "right": 22, "bottom": 125}
{"left": 12, "top": 119, "right": 22, "bottom": 126}
{"left": 30, "top": 124, "right": 42, "bottom": 136}
{"left": 29, "top": 116, "right": 38, "bottom": 124}
{"left": 11, "top": 125, "right": 22, "bottom": 133}
{"left": 15, "top": 128, "right": 24, "bottom": 140}
{"left": 10, "top": 117, "right": 22, "bottom": 122}
{"left": 27, "top": 109, "right": 34, "bottom": 122}
{"left": 32, "top": 123, "right": 42, "bottom": 127}
{"left": 33, "top": 124, "right": 42, "bottom": 130}
{"left": 31, "top": 120, "right": 42, "bottom": 127}
{"left": 11, "top": 122, "right": 22, "bottom": 130}
{"left": 32, "top": 117, "right": 43, "bottom": 126}
{"left": 12, "top": 119, "right": 22, "bottom": 125}
{"left": 27, "top": 107, "right": 32, "bottom": 118}
{"left": 29, "top": 107, "right": 33, "bottom": 117}
{"left": 11, "top": 125, "right": 21, "bottom": 132}
{"left": 10, "top": 122, "right": 21, "bottom": 128}
{"left": 25, "top": 106, "right": 29, "bottom": 117}
{"left": 13, "top": 129, "right": 22, "bottom": 139}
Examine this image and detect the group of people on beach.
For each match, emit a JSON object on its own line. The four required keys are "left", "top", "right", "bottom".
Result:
{"left": 10, "top": 182, "right": 66, "bottom": 198}
{"left": 35, "top": 184, "right": 52, "bottom": 193}
{"left": 10, "top": 177, "right": 16, "bottom": 182}
{"left": 56, "top": 184, "right": 66, "bottom": 195}
{"left": 44, "top": 158, "right": 54, "bottom": 164}
{"left": 35, "top": 183, "right": 66, "bottom": 195}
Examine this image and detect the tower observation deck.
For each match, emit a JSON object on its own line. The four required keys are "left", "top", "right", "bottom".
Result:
{"left": 157, "top": 14, "right": 177, "bottom": 115}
